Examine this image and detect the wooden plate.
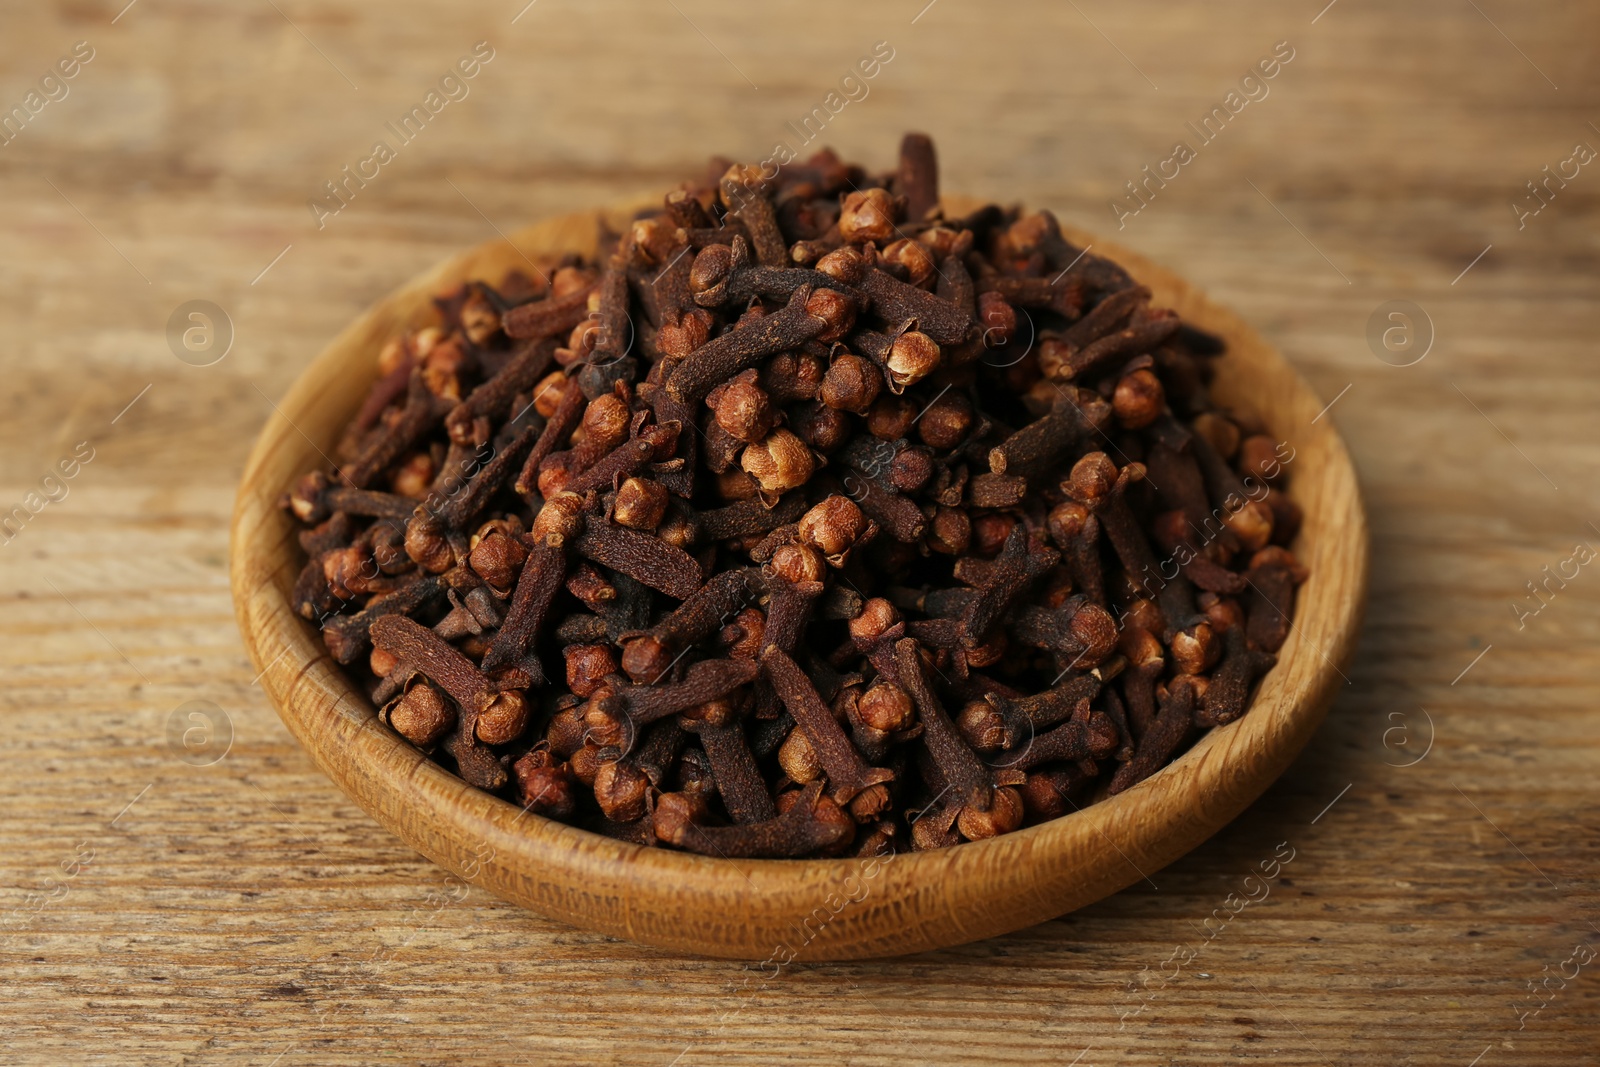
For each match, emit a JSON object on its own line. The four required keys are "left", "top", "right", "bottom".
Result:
{"left": 230, "top": 196, "right": 1367, "bottom": 961}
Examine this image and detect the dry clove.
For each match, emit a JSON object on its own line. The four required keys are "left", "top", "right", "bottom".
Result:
{"left": 655, "top": 780, "right": 852, "bottom": 858}
{"left": 762, "top": 646, "right": 893, "bottom": 804}
{"left": 282, "top": 134, "right": 1307, "bottom": 859}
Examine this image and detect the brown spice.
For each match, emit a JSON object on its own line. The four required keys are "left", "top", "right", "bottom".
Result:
{"left": 283, "top": 134, "right": 1307, "bottom": 859}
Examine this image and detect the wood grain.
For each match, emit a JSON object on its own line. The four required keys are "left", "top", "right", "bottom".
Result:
{"left": 1, "top": 0, "right": 1597, "bottom": 1061}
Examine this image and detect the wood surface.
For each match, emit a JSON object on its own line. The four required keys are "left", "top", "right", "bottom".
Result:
{"left": 230, "top": 197, "right": 1366, "bottom": 960}
{"left": 2, "top": 0, "right": 1597, "bottom": 1062}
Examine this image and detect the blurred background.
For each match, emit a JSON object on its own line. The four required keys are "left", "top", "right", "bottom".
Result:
{"left": 1, "top": 1, "right": 1596, "bottom": 1063}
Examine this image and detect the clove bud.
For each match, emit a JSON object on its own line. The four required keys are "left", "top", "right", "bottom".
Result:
{"left": 282, "top": 134, "right": 1307, "bottom": 859}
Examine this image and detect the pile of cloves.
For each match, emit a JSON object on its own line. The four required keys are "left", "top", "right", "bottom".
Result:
{"left": 282, "top": 134, "right": 1307, "bottom": 860}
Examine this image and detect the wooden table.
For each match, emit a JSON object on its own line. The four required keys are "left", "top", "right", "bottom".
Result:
{"left": 3, "top": 1, "right": 1595, "bottom": 1062}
